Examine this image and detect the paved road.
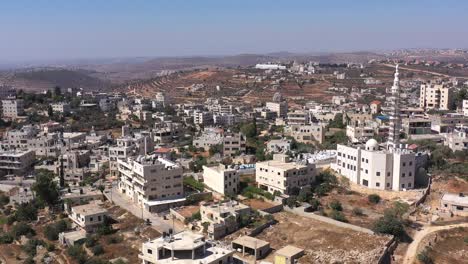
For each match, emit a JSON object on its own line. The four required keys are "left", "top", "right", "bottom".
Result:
{"left": 103, "top": 183, "right": 184, "bottom": 234}
{"left": 402, "top": 222, "right": 468, "bottom": 264}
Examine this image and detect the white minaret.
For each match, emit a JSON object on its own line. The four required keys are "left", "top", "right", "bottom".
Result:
{"left": 388, "top": 64, "right": 401, "bottom": 151}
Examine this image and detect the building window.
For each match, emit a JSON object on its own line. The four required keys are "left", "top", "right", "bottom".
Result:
{"left": 376, "top": 172, "right": 380, "bottom": 176}
{"left": 376, "top": 182, "right": 380, "bottom": 187}
{"left": 402, "top": 162, "right": 406, "bottom": 167}
{"left": 147, "top": 249, "right": 153, "bottom": 254}
{"left": 402, "top": 173, "right": 405, "bottom": 177}
{"left": 401, "top": 184, "right": 405, "bottom": 188}
{"left": 387, "top": 172, "right": 390, "bottom": 177}
{"left": 362, "top": 179, "right": 368, "bottom": 186}
{"left": 365, "top": 169, "right": 368, "bottom": 174}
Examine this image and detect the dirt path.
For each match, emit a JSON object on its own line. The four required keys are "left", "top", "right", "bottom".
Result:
{"left": 402, "top": 222, "right": 468, "bottom": 264}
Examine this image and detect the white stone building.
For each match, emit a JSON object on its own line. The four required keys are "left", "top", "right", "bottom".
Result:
{"left": 284, "top": 124, "right": 325, "bottom": 144}
{"left": 256, "top": 154, "right": 316, "bottom": 195}
{"left": 201, "top": 201, "right": 251, "bottom": 239}
{"left": 202, "top": 164, "right": 240, "bottom": 196}
{"left": 2, "top": 99, "right": 24, "bottom": 119}
{"left": 69, "top": 203, "right": 108, "bottom": 232}
{"left": 117, "top": 155, "right": 184, "bottom": 212}
{"left": 419, "top": 82, "right": 454, "bottom": 110}
{"left": 139, "top": 231, "right": 234, "bottom": 264}
{"left": 0, "top": 149, "right": 35, "bottom": 177}
{"left": 51, "top": 102, "right": 71, "bottom": 113}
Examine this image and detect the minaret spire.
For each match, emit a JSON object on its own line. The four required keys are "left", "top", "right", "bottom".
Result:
{"left": 387, "top": 64, "right": 401, "bottom": 151}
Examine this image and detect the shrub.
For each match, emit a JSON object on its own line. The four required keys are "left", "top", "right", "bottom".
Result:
{"left": 85, "top": 235, "right": 97, "bottom": 248}
{"left": 286, "top": 196, "right": 298, "bottom": 208}
{"left": 0, "top": 233, "right": 13, "bottom": 244}
{"left": 14, "top": 203, "right": 38, "bottom": 222}
{"left": 329, "top": 200, "right": 343, "bottom": 211}
{"left": 92, "top": 244, "right": 104, "bottom": 256}
{"left": 352, "top": 207, "right": 364, "bottom": 216}
{"left": 417, "top": 246, "right": 433, "bottom": 264}
{"left": 329, "top": 210, "right": 347, "bottom": 222}
{"left": 44, "top": 219, "right": 69, "bottom": 240}
{"left": 10, "top": 222, "right": 35, "bottom": 239}
{"left": 368, "top": 194, "right": 381, "bottom": 204}
{"left": 308, "top": 198, "right": 321, "bottom": 211}
{"left": 372, "top": 213, "right": 406, "bottom": 238}
{"left": 67, "top": 244, "right": 88, "bottom": 264}
{"left": 106, "top": 235, "right": 122, "bottom": 244}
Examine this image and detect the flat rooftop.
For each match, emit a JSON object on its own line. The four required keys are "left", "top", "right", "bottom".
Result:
{"left": 257, "top": 160, "right": 309, "bottom": 170}
{"left": 275, "top": 245, "right": 304, "bottom": 257}
{"left": 72, "top": 203, "right": 107, "bottom": 215}
{"left": 442, "top": 193, "right": 468, "bottom": 206}
{"left": 232, "top": 236, "right": 269, "bottom": 249}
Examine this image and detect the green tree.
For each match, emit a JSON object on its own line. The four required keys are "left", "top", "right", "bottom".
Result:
{"left": 32, "top": 169, "right": 60, "bottom": 206}
{"left": 368, "top": 194, "right": 381, "bottom": 204}
{"left": 329, "top": 200, "right": 343, "bottom": 211}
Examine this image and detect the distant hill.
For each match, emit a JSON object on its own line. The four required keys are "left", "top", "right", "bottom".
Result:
{"left": 0, "top": 68, "right": 112, "bottom": 92}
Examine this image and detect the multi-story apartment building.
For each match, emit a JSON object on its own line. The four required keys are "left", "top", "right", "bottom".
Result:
{"left": 117, "top": 155, "right": 184, "bottom": 212}
{"left": 1, "top": 125, "right": 60, "bottom": 157}
{"left": 256, "top": 154, "right": 316, "bottom": 195}
{"left": 51, "top": 102, "right": 71, "bottom": 113}
{"left": 0, "top": 149, "right": 35, "bottom": 177}
{"left": 287, "top": 110, "right": 310, "bottom": 125}
{"left": 266, "top": 101, "right": 288, "bottom": 118}
{"left": 202, "top": 164, "right": 240, "bottom": 195}
{"left": 267, "top": 139, "right": 292, "bottom": 153}
{"left": 109, "top": 126, "right": 154, "bottom": 176}
{"left": 222, "top": 132, "right": 246, "bottom": 156}
{"left": 193, "top": 111, "right": 214, "bottom": 126}
{"left": 419, "top": 82, "right": 454, "bottom": 110}
{"left": 284, "top": 124, "right": 325, "bottom": 144}
{"left": 200, "top": 201, "right": 251, "bottom": 239}
{"left": 2, "top": 99, "right": 24, "bottom": 119}
{"left": 402, "top": 117, "right": 432, "bottom": 136}
{"left": 139, "top": 231, "right": 234, "bottom": 264}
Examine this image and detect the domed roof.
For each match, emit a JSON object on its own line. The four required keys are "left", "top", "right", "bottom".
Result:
{"left": 365, "top": 138, "right": 379, "bottom": 149}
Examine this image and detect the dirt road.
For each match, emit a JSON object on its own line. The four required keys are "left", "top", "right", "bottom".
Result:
{"left": 381, "top": 63, "right": 465, "bottom": 78}
{"left": 402, "top": 222, "right": 468, "bottom": 264}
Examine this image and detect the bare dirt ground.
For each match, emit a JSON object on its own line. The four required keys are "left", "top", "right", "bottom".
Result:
{"left": 241, "top": 198, "right": 276, "bottom": 211}
{"left": 255, "top": 212, "right": 391, "bottom": 264}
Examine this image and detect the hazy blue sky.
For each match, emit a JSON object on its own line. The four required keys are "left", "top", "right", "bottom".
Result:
{"left": 1, "top": 0, "right": 468, "bottom": 61}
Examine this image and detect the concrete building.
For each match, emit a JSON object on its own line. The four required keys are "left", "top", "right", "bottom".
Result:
{"left": 109, "top": 126, "right": 154, "bottom": 176}
{"left": 334, "top": 140, "right": 416, "bottom": 191}
{"left": 346, "top": 125, "right": 375, "bottom": 143}
{"left": 2, "top": 99, "right": 24, "bottom": 119}
{"left": 140, "top": 231, "right": 234, "bottom": 264}
{"left": 266, "top": 101, "right": 288, "bottom": 118}
{"left": 430, "top": 113, "right": 468, "bottom": 133}
{"left": 232, "top": 236, "right": 270, "bottom": 262}
{"left": 419, "top": 82, "right": 454, "bottom": 110}
{"left": 0, "top": 150, "right": 35, "bottom": 177}
{"left": 68, "top": 203, "right": 108, "bottom": 232}
{"left": 444, "top": 125, "right": 468, "bottom": 151}
{"left": 287, "top": 110, "right": 310, "bottom": 125}
{"left": 370, "top": 100, "right": 382, "bottom": 114}
{"left": 440, "top": 193, "right": 468, "bottom": 216}
{"left": 256, "top": 154, "right": 316, "bottom": 195}
{"left": 194, "top": 111, "right": 214, "bottom": 126}
{"left": 267, "top": 139, "right": 292, "bottom": 153}
{"left": 59, "top": 150, "right": 91, "bottom": 183}
{"left": 463, "top": 100, "right": 468, "bottom": 117}
{"left": 284, "top": 124, "right": 324, "bottom": 144}
{"left": 117, "top": 155, "right": 184, "bottom": 212}
{"left": 402, "top": 117, "right": 432, "bottom": 136}
{"left": 192, "top": 128, "right": 223, "bottom": 151}
{"left": 202, "top": 164, "right": 240, "bottom": 196}
{"left": 274, "top": 245, "right": 304, "bottom": 264}
{"left": 200, "top": 201, "right": 251, "bottom": 239}
{"left": 51, "top": 102, "right": 71, "bottom": 113}
{"left": 1, "top": 125, "right": 60, "bottom": 157}
{"left": 223, "top": 132, "right": 246, "bottom": 156}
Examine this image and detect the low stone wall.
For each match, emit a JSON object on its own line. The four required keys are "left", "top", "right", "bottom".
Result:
{"left": 247, "top": 219, "right": 276, "bottom": 237}
{"left": 260, "top": 203, "right": 283, "bottom": 214}
{"left": 377, "top": 237, "right": 398, "bottom": 264}
{"left": 169, "top": 208, "right": 187, "bottom": 223}
{"left": 284, "top": 206, "right": 375, "bottom": 235}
